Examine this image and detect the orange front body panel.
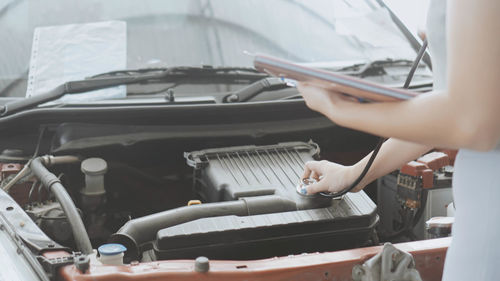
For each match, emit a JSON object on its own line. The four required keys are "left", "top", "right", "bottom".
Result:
{"left": 57, "top": 238, "right": 450, "bottom": 281}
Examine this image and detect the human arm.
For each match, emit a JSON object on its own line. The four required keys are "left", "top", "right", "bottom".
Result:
{"left": 302, "top": 138, "right": 431, "bottom": 194}
{"left": 298, "top": 0, "right": 500, "bottom": 151}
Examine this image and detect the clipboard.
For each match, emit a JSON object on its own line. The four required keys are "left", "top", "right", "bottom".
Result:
{"left": 253, "top": 54, "right": 420, "bottom": 102}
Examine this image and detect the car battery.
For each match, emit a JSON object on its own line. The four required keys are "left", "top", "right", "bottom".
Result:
{"left": 377, "top": 151, "right": 455, "bottom": 240}
{"left": 151, "top": 142, "right": 379, "bottom": 260}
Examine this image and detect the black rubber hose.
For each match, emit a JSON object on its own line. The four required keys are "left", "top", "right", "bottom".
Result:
{"left": 111, "top": 195, "right": 297, "bottom": 260}
{"left": 319, "top": 137, "right": 385, "bottom": 198}
{"left": 29, "top": 157, "right": 93, "bottom": 254}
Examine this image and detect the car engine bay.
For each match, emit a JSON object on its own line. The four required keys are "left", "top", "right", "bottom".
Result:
{"left": 0, "top": 107, "right": 455, "bottom": 281}
{"left": 1, "top": 130, "right": 380, "bottom": 263}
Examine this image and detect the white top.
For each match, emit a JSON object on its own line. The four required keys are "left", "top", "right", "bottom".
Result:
{"left": 426, "top": 0, "right": 447, "bottom": 92}
{"left": 426, "top": 1, "right": 500, "bottom": 280}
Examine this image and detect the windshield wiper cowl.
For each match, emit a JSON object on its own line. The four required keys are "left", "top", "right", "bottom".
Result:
{"left": 0, "top": 66, "right": 269, "bottom": 117}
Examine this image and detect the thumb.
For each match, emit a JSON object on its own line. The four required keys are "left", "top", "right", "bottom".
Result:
{"left": 305, "top": 178, "right": 329, "bottom": 194}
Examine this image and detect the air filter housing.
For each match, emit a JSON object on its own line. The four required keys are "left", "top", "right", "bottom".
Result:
{"left": 152, "top": 142, "right": 378, "bottom": 260}
{"left": 185, "top": 141, "right": 333, "bottom": 209}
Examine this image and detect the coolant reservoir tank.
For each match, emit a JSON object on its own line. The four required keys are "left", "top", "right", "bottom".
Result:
{"left": 98, "top": 243, "right": 126, "bottom": 265}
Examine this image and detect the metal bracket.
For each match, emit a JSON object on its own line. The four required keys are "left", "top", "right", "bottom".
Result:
{"left": 352, "top": 243, "right": 422, "bottom": 281}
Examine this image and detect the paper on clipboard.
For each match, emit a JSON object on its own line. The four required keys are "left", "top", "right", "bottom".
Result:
{"left": 26, "top": 21, "right": 127, "bottom": 104}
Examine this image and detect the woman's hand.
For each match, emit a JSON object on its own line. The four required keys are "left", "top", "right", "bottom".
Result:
{"left": 301, "top": 160, "right": 364, "bottom": 194}
{"left": 296, "top": 82, "right": 357, "bottom": 120}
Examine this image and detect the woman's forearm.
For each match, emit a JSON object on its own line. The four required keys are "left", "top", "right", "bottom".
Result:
{"left": 327, "top": 92, "right": 456, "bottom": 148}
{"left": 349, "top": 138, "right": 432, "bottom": 190}
{"left": 326, "top": 91, "right": 498, "bottom": 151}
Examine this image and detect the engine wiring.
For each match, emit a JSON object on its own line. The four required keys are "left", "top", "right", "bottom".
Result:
{"left": 1, "top": 126, "right": 47, "bottom": 192}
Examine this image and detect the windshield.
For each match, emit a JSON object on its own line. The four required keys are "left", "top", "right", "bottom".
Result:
{"left": 0, "top": 0, "right": 421, "bottom": 98}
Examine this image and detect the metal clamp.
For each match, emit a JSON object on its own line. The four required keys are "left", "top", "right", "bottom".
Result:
{"left": 352, "top": 243, "right": 422, "bottom": 281}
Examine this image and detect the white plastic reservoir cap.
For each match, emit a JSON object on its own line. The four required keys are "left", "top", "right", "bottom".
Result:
{"left": 80, "top": 157, "right": 108, "bottom": 196}
{"left": 98, "top": 243, "right": 126, "bottom": 265}
{"left": 81, "top": 158, "right": 108, "bottom": 176}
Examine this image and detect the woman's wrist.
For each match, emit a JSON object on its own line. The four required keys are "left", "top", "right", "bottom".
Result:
{"left": 347, "top": 161, "right": 370, "bottom": 192}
